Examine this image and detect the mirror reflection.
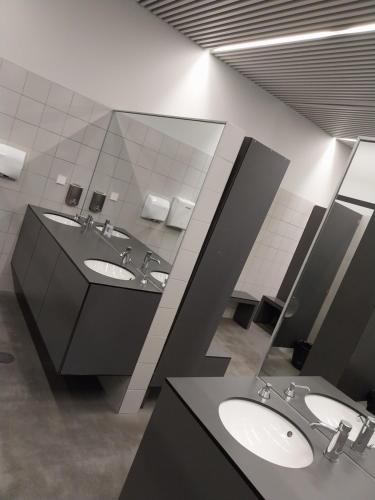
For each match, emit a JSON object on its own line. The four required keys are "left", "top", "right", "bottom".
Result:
{"left": 258, "top": 139, "right": 375, "bottom": 408}
{"left": 82, "top": 111, "right": 224, "bottom": 269}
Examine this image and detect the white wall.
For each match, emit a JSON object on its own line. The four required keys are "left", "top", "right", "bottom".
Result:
{"left": 0, "top": 0, "right": 350, "bottom": 206}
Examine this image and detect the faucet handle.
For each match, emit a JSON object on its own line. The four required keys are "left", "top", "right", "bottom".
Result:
{"left": 258, "top": 382, "right": 272, "bottom": 400}
{"left": 284, "top": 382, "right": 311, "bottom": 399}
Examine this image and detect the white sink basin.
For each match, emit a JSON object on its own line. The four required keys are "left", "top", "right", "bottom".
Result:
{"left": 219, "top": 398, "right": 313, "bottom": 468}
{"left": 84, "top": 259, "right": 135, "bottom": 281}
{"left": 305, "top": 394, "right": 374, "bottom": 445}
{"left": 150, "top": 271, "right": 169, "bottom": 284}
{"left": 96, "top": 226, "right": 129, "bottom": 239}
{"left": 43, "top": 213, "right": 81, "bottom": 227}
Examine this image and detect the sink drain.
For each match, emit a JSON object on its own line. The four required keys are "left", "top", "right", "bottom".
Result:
{"left": 287, "top": 431, "right": 293, "bottom": 438}
{"left": 0, "top": 352, "right": 15, "bottom": 364}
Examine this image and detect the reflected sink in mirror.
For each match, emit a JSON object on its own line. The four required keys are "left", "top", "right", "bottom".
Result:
{"left": 84, "top": 259, "right": 135, "bottom": 281}
{"left": 305, "top": 394, "right": 374, "bottom": 445}
{"left": 150, "top": 271, "right": 169, "bottom": 285}
{"left": 43, "top": 213, "right": 81, "bottom": 227}
{"left": 96, "top": 226, "right": 130, "bottom": 239}
{"left": 219, "top": 398, "right": 313, "bottom": 468}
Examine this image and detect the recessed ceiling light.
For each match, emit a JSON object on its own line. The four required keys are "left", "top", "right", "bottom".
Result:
{"left": 211, "top": 23, "right": 375, "bottom": 53}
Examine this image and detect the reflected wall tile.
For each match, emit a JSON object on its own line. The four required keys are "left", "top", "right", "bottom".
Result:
{"left": 114, "top": 158, "right": 133, "bottom": 183}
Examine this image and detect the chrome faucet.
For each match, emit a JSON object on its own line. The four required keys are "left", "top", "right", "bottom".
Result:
{"left": 351, "top": 416, "right": 375, "bottom": 453}
{"left": 140, "top": 251, "right": 160, "bottom": 284}
{"left": 78, "top": 213, "right": 93, "bottom": 231}
{"left": 310, "top": 419, "right": 352, "bottom": 462}
{"left": 258, "top": 382, "right": 272, "bottom": 400}
{"left": 284, "top": 382, "right": 311, "bottom": 399}
{"left": 120, "top": 246, "right": 132, "bottom": 266}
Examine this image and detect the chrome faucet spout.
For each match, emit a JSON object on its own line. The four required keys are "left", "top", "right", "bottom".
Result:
{"left": 120, "top": 246, "right": 132, "bottom": 266}
{"left": 310, "top": 419, "right": 352, "bottom": 462}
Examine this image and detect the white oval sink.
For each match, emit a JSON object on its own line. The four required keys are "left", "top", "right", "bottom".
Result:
{"left": 150, "top": 271, "right": 169, "bottom": 284}
{"left": 305, "top": 394, "right": 374, "bottom": 445}
{"left": 219, "top": 398, "right": 313, "bottom": 468}
{"left": 84, "top": 259, "right": 135, "bottom": 281}
{"left": 96, "top": 226, "right": 129, "bottom": 239}
{"left": 43, "top": 213, "right": 81, "bottom": 227}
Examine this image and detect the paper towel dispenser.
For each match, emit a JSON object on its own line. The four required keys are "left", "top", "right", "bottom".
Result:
{"left": 141, "top": 194, "right": 170, "bottom": 222}
{"left": 0, "top": 144, "right": 26, "bottom": 180}
{"left": 166, "top": 197, "right": 195, "bottom": 230}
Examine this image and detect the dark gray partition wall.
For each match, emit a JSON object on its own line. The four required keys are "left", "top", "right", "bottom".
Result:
{"left": 152, "top": 138, "right": 289, "bottom": 385}
{"left": 273, "top": 202, "right": 360, "bottom": 348}
{"left": 303, "top": 211, "right": 375, "bottom": 399}
{"left": 277, "top": 205, "right": 326, "bottom": 302}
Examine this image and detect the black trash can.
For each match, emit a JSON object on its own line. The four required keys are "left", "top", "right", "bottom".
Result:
{"left": 367, "top": 390, "right": 375, "bottom": 415}
{"left": 291, "top": 341, "right": 312, "bottom": 370}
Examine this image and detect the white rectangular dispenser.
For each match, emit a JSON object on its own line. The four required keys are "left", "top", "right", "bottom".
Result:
{"left": 141, "top": 194, "right": 170, "bottom": 222}
{"left": 0, "top": 144, "right": 26, "bottom": 180}
{"left": 166, "top": 197, "right": 195, "bottom": 230}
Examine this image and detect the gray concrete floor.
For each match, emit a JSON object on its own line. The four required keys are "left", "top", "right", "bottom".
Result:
{"left": 0, "top": 290, "right": 298, "bottom": 499}
{"left": 0, "top": 291, "right": 153, "bottom": 500}
{"left": 212, "top": 318, "right": 299, "bottom": 377}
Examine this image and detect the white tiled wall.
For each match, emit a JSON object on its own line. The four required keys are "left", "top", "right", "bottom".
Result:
{"left": 84, "top": 112, "right": 214, "bottom": 264}
{"left": 0, "top": 56, "right": 111, "bottom": 290}
{"left": 235, "top": 188, "right": 314, "bottom": 301}
{"left": 118, "top": 123, "right": 246, "bottom": 413}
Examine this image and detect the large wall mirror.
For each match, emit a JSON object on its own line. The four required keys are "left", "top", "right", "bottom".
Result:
{"left": 80, "top": 111, "right": 224, "bottom": 267}
{"left": 259, "top": 138, "right": 375, "bottom": 404}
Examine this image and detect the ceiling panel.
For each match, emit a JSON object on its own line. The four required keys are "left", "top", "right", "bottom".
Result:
{"left": 138, "top": 0, "right": 375, "bottom": 139}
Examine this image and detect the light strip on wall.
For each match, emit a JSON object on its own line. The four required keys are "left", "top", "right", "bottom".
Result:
{"left": 337, "top": 137, "right": 357, "bottom": 142}
{"left": 211, "top": 23, "right": 375, "bottom": 53}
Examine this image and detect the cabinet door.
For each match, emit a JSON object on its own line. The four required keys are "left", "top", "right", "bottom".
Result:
{"left": 38, "top": 251, "right": 88, "bottom": 371}
{"left": 11, "top": 208, "right": 42, "bottom": 285}
{"left": 22, "top": 227, "right": 61, "bottom": 320}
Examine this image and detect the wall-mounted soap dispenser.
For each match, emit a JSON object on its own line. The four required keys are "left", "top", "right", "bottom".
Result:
{"left": 141, "top": 194, "right": 170, "bottom": 222}
{"left": 89, "top": 191, "right": 106, "bottom": 213}
{"left": 65, "top": 184, "right": 83, "bottom": 207}
{"left": 166, "top": 197, "right": 195, "bottom": 230}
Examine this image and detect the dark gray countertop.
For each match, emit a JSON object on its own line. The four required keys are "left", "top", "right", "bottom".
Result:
{"left": 263, "top": 375, "right": 375, "bottom": 480}
{"left": 167, "top": 376, "right": 375, "bottom": 500}
{"left": 29, "top": 205, "right": 172, "bottom": 294}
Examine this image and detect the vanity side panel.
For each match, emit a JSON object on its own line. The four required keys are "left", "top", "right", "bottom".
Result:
{"left": 120, "top": 383, "right": 258, "bottom": 500}
{"left": 11, "top": 207, "right": 42, "bottom": 285}
{"left": 61, "top": 285, "right": 161, "bottom": 375}
{"left": 22, "top": 226, "right": 61, "bottom": 320}
{"left": 38, "top": 251, "right": 89, "bottom": 371}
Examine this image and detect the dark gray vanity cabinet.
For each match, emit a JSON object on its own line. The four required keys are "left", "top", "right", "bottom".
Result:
{"left": 22, "top": 227, "right": 61, "bottom": 320}
{"left": 12, "top": 208, "right": 42, "bottom": 285}
{"left": 12, "top": 205, "right": 161, "bottom": 376}
{"left": 62, "top": 285, "right": 160, "bottom": 375}
{"left": 38, "top": 251, "right": 88, "bottom": 371}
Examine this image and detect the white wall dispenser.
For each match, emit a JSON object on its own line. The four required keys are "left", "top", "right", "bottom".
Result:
{"left": 0, "top": 144, "right": 26, "bottom": 181}
{"left": 166, "top": 196, "right": 195, "bottom": 230}
{"left": 141, "top": 194, "right": 170, "bottom": 222}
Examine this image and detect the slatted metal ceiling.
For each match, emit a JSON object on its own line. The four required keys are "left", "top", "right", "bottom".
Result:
{"left": 138, "top": 0, "right": 375, "bottom": 138}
